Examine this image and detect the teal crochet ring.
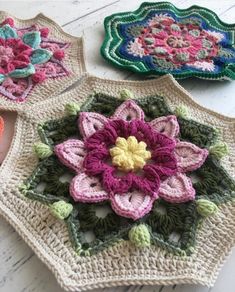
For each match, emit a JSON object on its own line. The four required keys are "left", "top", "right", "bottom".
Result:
{"left": 101, "top": 2, "right": 235, "bottom": 80}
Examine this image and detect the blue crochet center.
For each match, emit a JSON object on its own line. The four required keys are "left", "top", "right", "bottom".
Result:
{"left": 117, "top": 10, "right": 234, "bottom": 74}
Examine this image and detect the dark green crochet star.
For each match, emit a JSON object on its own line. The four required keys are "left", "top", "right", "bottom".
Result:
{"left": 20, "top": 93, "right": 235, "bottom": 256}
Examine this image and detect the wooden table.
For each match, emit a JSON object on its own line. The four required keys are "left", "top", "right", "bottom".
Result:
{"left": 0, "top": 1, "right": 235, "bottom": 291}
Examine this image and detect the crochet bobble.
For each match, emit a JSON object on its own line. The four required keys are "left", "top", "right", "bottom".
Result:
{"left": 174, "top": 105, "right": 189, "bottom": 119}
{"left": 119, "top": 88, "right": 134, "bottom": 100}
{"left": 39, "top": 27, "right": 50, "bottom": 38}
{"left": 65, "top": 102, "right": 80, "bottom": 116}
{"left": 33, "top": 142, "right": 53, "bottom": 159}
{"left": 32, "top": 72, "right": 46, "bottom": 83}
{"left": 129, "top": 224, "right": 151, "bottom": 247}
{"left": 50, "top": 200, "right": 73, "bottom": 220}
{"left": 196, "top": 199, "right": 219, "bottom": 217}
{"left": 209, "top": 142, "right": 229, "bottom": 159}
{"left": 53, "top": 50, "right": 65, "bottom": 60}
{"left": 1, "top": 17, "right": 14, "bottom": 27}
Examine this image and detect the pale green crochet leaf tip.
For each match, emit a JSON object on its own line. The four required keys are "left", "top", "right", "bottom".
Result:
{"left": 129, "top": 224, "right": 151, "bottom": 248}
{"left": 196, "top": 199, "right": 219, "bottom": 217}
{"left": 119, "top": 89, "right": 134, "bottom": 100}
{"left": 50, "top": 200, "right": 73, "bottom": 220}
{"left": 174, "top": 105, "right": 189, "bottom": 119}
{"left": 33, "top": 142, "right": 53, "bottom": 159}
{"left": 65, "top": 102, "right": 81, "bottom": 116}
{"left": 209, "top": 142, "right": 229, "bottom": 159}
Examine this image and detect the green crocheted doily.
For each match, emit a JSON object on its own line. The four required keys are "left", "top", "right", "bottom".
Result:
{"left": 101, "top": 2, "right": 235, "bottom": 80}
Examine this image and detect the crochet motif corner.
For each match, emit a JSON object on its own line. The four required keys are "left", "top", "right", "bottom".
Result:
{"left": 20, "top": 92, "right": 235, "bottom": 256}
{"left": 0, "top": 17, "right": 69, "bottom": 102}
{"left": 101, "top": 2, "right": 235, "bottom": 80}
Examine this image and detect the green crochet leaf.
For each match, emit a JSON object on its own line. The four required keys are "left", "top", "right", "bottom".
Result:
{"left": 31, "top": 48, "right": 53, "bottom": 64}
{"left": 0, "top": 24, "right": 18, "bottom": 39}
{"left": 0, "top": 74, "right": 5, "bottom": 83}
{"left": 8, "top": 64, "right": 35, "bottom": 78}
{"left": 22, "top": 31, "right": 41, "bottom": 49}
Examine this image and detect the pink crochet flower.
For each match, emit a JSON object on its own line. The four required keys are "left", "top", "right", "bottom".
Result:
{"left": 55, "top": 100, "right": 208, "bottom": 220}
{"left": 0, "top": 38, "right": 32, "bottom": 74}
{"left": 128, "top": 15, "right": 219, "bottom": 69}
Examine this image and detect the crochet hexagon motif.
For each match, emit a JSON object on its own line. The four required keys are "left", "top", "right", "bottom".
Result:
{"left": 21, "top": 92, "right": 235, "bottom": 256}
{"left": 101, "top": 2, "right": 235, "bottom": 80}
{"left": 0, "top": 13, "right": 84, "bottom": 102}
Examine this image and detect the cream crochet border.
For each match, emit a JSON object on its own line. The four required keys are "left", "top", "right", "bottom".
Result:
{"left": 0, "top": 11, "right": 86, "bottom": 109}
{"left": 0, "top": 74, "right": 235, "bottom": 291}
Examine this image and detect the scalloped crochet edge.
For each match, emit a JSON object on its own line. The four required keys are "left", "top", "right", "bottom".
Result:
{"left": 101, "top": 1, "right": 235, "bottom": 80}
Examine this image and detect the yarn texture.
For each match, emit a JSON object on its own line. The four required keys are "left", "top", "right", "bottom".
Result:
{"left": 1, "top": 74, "right": 235, "bottom": 291}
{"left": 0, "top": 12, "right": 85, "bottom": 105}
{"left": 101, "top": 2, "right": 235, "bottom": 80}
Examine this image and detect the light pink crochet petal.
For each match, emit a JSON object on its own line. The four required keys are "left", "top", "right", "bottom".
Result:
{"left": 159, "top": 173, "right": 195, "bottom": 203}
{"left": 70, "top": 173, "right": 108, "bottom": 202}
{"left": 174, "top": 141, "right": 208, "bottom": 172}
{"left": 112, "top": 100, "right": 144, "bottom": 121}
{"left": 111, "top": 191, "right": 157, "bottom": 220}
{"left": 79, "top": 112, "right": 108, "bottom": 138}
{"left": 150, "top": 115, "right": 179, "bottom": 138}
{"left": 54, "top": 139, "right": 86, "bottom": 173}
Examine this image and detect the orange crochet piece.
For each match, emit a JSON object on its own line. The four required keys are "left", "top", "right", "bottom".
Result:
{"left": 0, "top": 116, "right": 4, "bottom": 140}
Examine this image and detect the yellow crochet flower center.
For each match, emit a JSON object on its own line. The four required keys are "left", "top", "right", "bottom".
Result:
{"left": 110, "top": 136, "right": 151, "bottom": 172}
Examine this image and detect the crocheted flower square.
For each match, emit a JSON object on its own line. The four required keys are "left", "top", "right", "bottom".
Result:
{"left": 20, "top": 84, "right": 234, "bottom": 260}
{"left": 0, "top": 13, "right": 85, "bottom": 103}
{"left": 1, "top": 74, "right": 235, "bottom": 290}
{"left": 101, "top": 2, "right": 235, "bottom": 80}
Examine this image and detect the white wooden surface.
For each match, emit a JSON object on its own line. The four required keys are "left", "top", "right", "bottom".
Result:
{"left": 0, "top": 1, "right": 235, "bottom": 291}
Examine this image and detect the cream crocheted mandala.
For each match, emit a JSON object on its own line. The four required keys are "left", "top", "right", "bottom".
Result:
{"left": 0, "top": 12, "right": 85, "bottom": 107}
{"left": 0, "top": 74, "right": 235, "bottom": 291}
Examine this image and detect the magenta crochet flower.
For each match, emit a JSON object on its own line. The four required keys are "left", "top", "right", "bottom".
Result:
{"left": 55, "top": 100, "right": 208, "bottom": 220}
{"left": 0, "top": 38, "right": 32, "bottom": 74}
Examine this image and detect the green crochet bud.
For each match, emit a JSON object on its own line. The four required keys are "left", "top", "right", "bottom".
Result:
{"left": 129, "top": 224, "right": 151, "bottom": 248}
{"left": 33, "top": 142, "right": 53, "bottom": 159}
{"left": 174, "top": 105, "right": 189, "bottom": 119}
{"left": 50, "top": 200, "right": 73, "bottom": 220}
{"left": 65, "top": 102, "right": 80, "bottom": 116}
{"left": 119, "top": 89, "right": 134, "bottom": 100}
{"left": 19, "top": 183, "right": 29, "bottom": 196}
{"left": 196, "top": 199, "right": 219, "bottom": 217}
{"left": 209, "top": 142, "right": 229, "bottom": 159}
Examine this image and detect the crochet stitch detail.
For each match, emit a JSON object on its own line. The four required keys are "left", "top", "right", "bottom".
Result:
{"left": 110, "top": 136, "right": 151, "bottom": 172}
{"left": 0, "top": 17, "right": 69, "bottom": 101}
{"left": 101, "top": 2, "right": 235, "bottom": 80}
{"left": 21, "top": 92, "right": 235, "bottom": 257}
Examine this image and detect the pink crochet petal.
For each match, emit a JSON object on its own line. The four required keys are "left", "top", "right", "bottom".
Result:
{"left": 79, "top": 112, "right": 108, "bottom": 138}
{"left": 54, "top": 139, "right": 86, "bottom": 173}
{"left": 149, "top": 115, "right": 179, "bottom": 138}
{"left": 112, "top": 100, "right": 144, "bottom": 121}
{"left": 159, "top": 173, "right": 195, "bottom": 203}
{"left": 111, "top": 191, "right": 157, "bottom": 220}
{"left": 70, "top": 173, "right": 108, "bottom": 202}
{"left": 174, "top": 141, "right": 208, "bottom": 172}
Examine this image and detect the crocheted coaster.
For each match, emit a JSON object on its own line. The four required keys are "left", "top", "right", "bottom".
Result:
{"left": 0, "top": 12, "right": 85, "bottom": 105}
{"left": 101, "top": 2, "right": 235, "bottom": 80}
{"left": 0, "top": 74, "right": 235, "bottom": 291}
